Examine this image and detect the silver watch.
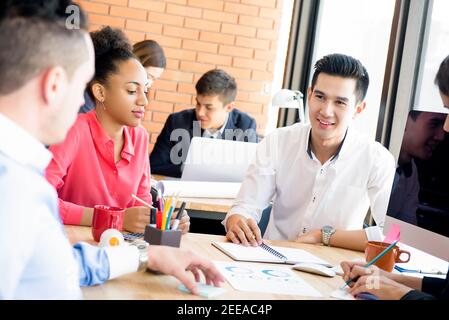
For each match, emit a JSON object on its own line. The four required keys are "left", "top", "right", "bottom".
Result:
{"left": 321, "top": 225, "right": 336, "bottom": 246}
{"left": 131, "top": 240, "right": 149, "bottom": 271}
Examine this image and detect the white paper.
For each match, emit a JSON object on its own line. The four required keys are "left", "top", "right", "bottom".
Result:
{"left": 212, "top": 242, "right": 332, "bottom": 267}
{"left": 161, "top": 180, "right": 241, "bottom": 198}
{"left": 330, "top": 289, "right": 355, "bottom": 300}
{"left": 214, "top": 260, "right": 323, "bottom": 297}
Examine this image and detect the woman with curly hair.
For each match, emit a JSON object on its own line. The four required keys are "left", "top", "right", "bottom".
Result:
{"left": 45, "top": 26, "right": 189, "bottom": 234}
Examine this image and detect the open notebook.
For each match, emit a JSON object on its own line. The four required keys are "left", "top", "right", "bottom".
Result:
{"left": 212, "top": 241, "right": 333, "bottom": 267}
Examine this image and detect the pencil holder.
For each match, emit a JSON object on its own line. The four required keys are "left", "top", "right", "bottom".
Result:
{"left": 144, "top": 225, "right": 182, "bottom": 248}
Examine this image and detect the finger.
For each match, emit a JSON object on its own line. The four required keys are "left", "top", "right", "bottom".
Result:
{"left": 340, "top": 262, "right": 352, "bottom": 282}
{"left": 226, "top": 231, "right": 240, "bottom": 244}
{"left": 349, "top": 265, "right": 372, "bottom": 280}
{"left": 173, "top": 270, "right": 198, "bottom": 295}
{"left": 193, "top": 260, "right": 225, "bottom": 286}
{"left": 235, "top": 228, "right": 250, "bottom": 247}
{"left": 239, "top": 220, "right": 258, "bottom": 246}
{"left": 188, "top": 266, "right": 201, "bottom": 283}
{"left": 247, "top": 219, "right": 262, "bottom": 246}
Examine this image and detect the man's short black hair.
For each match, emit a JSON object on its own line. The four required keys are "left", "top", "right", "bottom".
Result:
{"left": 311, "top": 53, "right": 370, "bottom": 104}
{"left": 435, "top": 55, "right": 449, "bottom": 96}
{"left": 0, "top": 0, "right": 88, "bottom": 94}
{"left": 195, "top": 69, "right": 237, "bottom": 105}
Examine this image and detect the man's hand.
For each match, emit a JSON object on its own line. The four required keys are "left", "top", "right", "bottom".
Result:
{"left": 146, "top": 245, "right": 225, "bottom": 295}
{"left": 340, "top": 261, "right": 413, "bottom": 300}
{"left": 170, "top": 210, "right": 190, "bottom": 234}
{"left": 123, "top": 206, "right": 150, "bottom": 233}
{"left": 225, "top": 214, "right": 262, "bottom": 247}
{"left": 295, "top": 229, "right": 322, "bottom": 244}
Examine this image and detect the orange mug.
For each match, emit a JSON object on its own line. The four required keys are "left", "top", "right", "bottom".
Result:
{"left": 365, "top": 241, "right": 411, "bottom": 272}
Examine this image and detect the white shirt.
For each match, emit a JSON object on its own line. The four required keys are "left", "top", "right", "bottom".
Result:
{"left": 203, "top": 114, "right": 229, "bottom": 139}
{"left": 223, "top": 123, "right": 396, "bottom": 241}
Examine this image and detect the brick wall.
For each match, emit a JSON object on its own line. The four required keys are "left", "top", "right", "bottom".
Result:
{"left": 77, "top": 0, "right": 285, "bottom": 151}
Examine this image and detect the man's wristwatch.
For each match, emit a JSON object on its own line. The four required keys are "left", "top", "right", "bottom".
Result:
{"left": 131, "top": 240, "right": 149, "bottom": 271}
{"left": 321, "top": 225, "right": 336, "bottom": 246}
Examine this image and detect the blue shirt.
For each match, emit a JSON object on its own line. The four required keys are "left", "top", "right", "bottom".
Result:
{"left": 0, "top": 113, "right": 110, "bottom": 299}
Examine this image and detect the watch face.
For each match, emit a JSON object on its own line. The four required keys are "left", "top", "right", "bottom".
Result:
{"left": 322, "top": 225, "right": 333, "bottom": 233}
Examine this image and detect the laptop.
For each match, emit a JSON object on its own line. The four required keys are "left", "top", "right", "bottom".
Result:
{"left": 181, "top": 137, "right": 258, "bottom": 182}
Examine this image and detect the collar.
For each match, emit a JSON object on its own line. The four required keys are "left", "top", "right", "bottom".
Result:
{"left": 306, "top": 127, "right": 348, "bottom": 162}
{"left": 203, "top": 113, "right": 229, "bottom": 138}
{"left": 86, "top": 111, "right": 135, "bottom": 160}
{"left": 396, "top": 159, "right": 414, "bottom": 178}
{"left": 0, "top": 113, "right": 52, "bottom": 171}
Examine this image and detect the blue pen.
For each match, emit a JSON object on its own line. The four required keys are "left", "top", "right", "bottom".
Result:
{"left": 341, "top": 240, "right": 399, "bottom": 289}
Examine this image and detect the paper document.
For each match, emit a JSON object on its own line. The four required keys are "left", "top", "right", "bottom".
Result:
{"left": 214, "top": 260, "right": 323, "bottom": 297}
{"left": 161, "top": 180, "right": 241, "bottom": 198}
{"left": 212, "top": 241, "right": 333, "bottom": 267}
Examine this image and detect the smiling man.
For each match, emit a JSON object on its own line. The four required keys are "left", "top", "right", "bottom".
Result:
{"left": 223, "top": 54, "right": 396, "bottom": 251}
{"left": 149, "top": 69, "right": 258, "bottom": 178}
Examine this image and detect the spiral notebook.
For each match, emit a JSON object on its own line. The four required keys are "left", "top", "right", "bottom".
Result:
{"left": 211, "top": 241, "right": 332, "bottom": 267}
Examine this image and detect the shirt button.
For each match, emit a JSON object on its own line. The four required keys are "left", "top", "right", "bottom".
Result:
{"left": 320, "top": 169, "right": 323, "bottom": 174}
{"left": 312, "top": 196, "right": 316, "bottom": 202}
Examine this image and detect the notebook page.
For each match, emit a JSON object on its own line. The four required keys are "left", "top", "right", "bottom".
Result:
{"left": 212, "top": 242, "right": 284, "bottom": 263}
{"left": 272, "top": 246, "right": 333, "bottom": 267}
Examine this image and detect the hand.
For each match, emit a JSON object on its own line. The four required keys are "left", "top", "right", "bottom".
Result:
{"left": 295, "top": 229, "right": 322, "bottom": 244}
{"left": 225, "top": 214, "right": 262, "bottom": 247}
{"left": 170, "top": 210, "right": 190, "bottom": 234}
{"left": 146, "top": 245, "right": 225, "bottom": 295}
{"left": 123, "top": 206, "right": 150, "bottom": 233}
{"left": 340, "top": 261, "right": 413, "bottom": 300}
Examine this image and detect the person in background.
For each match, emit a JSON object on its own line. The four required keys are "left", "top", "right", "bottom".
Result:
{"left": 0, "top": 0, "right": 222, "bottom": 299}
{"left": 150, "top": 69, "right": 258, "bottom": 178}
{"left": 79, "top": 39, "right": 166, "bottom": 113}
{"left": 45, "top": 26, "right": 189, "bottom": 234}
{"left": 340, "top": 54, "right": 449, "bottom": 300}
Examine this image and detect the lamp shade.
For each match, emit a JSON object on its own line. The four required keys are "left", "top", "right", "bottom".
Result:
{"left": 272, "top": 89, "right": 305, "bottom": 123}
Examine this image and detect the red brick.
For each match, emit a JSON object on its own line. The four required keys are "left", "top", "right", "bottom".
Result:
{"left": 160, "top": 70, "right": 194, "bottom": 83}
{"left": 241, "top": 0, "right": 276, "bottom": 8}
{"left": 148, "top": 101, "right": 174, "bottom": 112}
{"left": 152, "top": 111, "right": 170, "bottom": 123}
{"left": 197, "top": 52, "right": 232, "bottom": 66}
{"left": 78, "top": 1, "right": 109, "bottom": 14}
{"left": 185, "top": 18, "right": 221, "bottom": 32}
{"left": 165, "top": 0, "right": 187, "bottom": 4}
{"left": 148, "top": 12, "right": 184, "bottom": 26}
{"left": 88, "top": 14, "right": 125, "bottom": 28}
{"left": 199, "top": 31, "right": 235, "bottom": 45}
{"left": 151, "top": 80, "right": 178, "bottom": 92}
{"left": 219, "top": 45, "right": 253, "bottom": 58}
{"left": 110, "top": 6, "right": 147, "bottom": 21}
{"left": 126, "top": 20, "right": 162, "bottom": 34}
{"left": 239, "top": 15, "right": 274, "bottom": 29}
{"left": 187, "top": 0, "right": 224, "bottom": 11}
{"left": 221, "top": 23, "right": 256, "bottom": 37}
{"left": 236, "top": 101, "right": 263, "bottom": 113}
{"left": 156, "top": 91, "right": 192, "bottom": 104}
{"left": 174, "top": 104, "right": 194, "bottom": 112}
{"left": 224, "top": 2, "right": 259, "bottom": 16}
{"left": 267, "top": 62, "right": 275, "bottom": 72}
{"left": 124, "top": 29, "right": 145, "bottom": 42}
{"left": 145, "top": 34, "right": 182, "bottom": 48}
{"left": 254, "top": 49, "right": 276, "bottom": 60}
{"left": 128, "top": 0, "right": 166, "bottom": 12}
{"left": 237, "top": 79, "right": 264, "bottom": 92}
{"left": 150, "top": 133, "right": 159, "bottom": 144}
{"left": 182, "top": 40, "right": 218, "bottom": 53}
{"left": 164, "top": 47, "right": 196, "bottom": 61}
{"left": 233, "top": 57, "right": 267, "bottom": 71}
{"left": 88, "top": 24, "right": 101, "bottom": 32}
{"left": 251, "top": 70, "right": 274, "bottom": 81}
{"left": 166, "top": 3, "right": 202, "bottom": 18}
{"left": 248, "top": 92, "right": 271, "bottom": 104}
{"left": 217, "top": 66, "right": 251, "bottom": 79}
{"left": 93, "top": 0, "right": 127, "bottom": 6}
{"left": 163, "top": 25, "right": 199, "bottom": 40}
{"left": 180, "top": 61, "right": 215, "bottom": 74}
{"left": 178, "top": 83, "right": 197, "bottom": 95}
{"left": 165, "top": 59, "right": 179, "bottom": 69}
{"left": 202, "top": 9, "right": 237, "bottom": 23}
{"left": 148, "top": 122, "right": 165, "bottom": 133}
{"left": 235, "top": 91, "right": 250, "bottom": 101}
{"left": 236, "top": 36, "right": 270, "bottom": 50}
{"left": 259, "top": 7, "right": 281, "bottom": 19}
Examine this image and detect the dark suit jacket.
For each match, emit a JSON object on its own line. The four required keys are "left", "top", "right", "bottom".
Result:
{"left": 150, "top": 108, "right": 258, "bottom": 178}
{"left": 401, "top": 268, "right": 449, "bottom": 300}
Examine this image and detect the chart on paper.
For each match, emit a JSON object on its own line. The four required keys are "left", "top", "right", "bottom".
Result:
{"left": 213, "top": 261, "right": 323, "bottom": 297}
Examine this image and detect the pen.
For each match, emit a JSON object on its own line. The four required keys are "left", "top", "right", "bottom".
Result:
{"left": 131, "top": 193, "right": 155, "bottom": 209}
{"left": 171, "top": 202, "right": 186, "bottom": 230}
{"left": 341, "top": 240, "right": 399, "bottom": 289}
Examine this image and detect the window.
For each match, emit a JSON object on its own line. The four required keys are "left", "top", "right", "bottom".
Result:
{"left": 308, "top": 0, "right": 396, "bottom": 138}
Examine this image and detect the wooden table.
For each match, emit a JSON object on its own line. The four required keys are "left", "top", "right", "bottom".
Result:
{"left": 66, "top": 226, "right": 363, "bottom": 300}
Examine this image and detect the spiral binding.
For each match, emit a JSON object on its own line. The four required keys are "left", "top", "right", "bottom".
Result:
{"left": 260, "top": 243, "right": 288, "bottom": 260}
